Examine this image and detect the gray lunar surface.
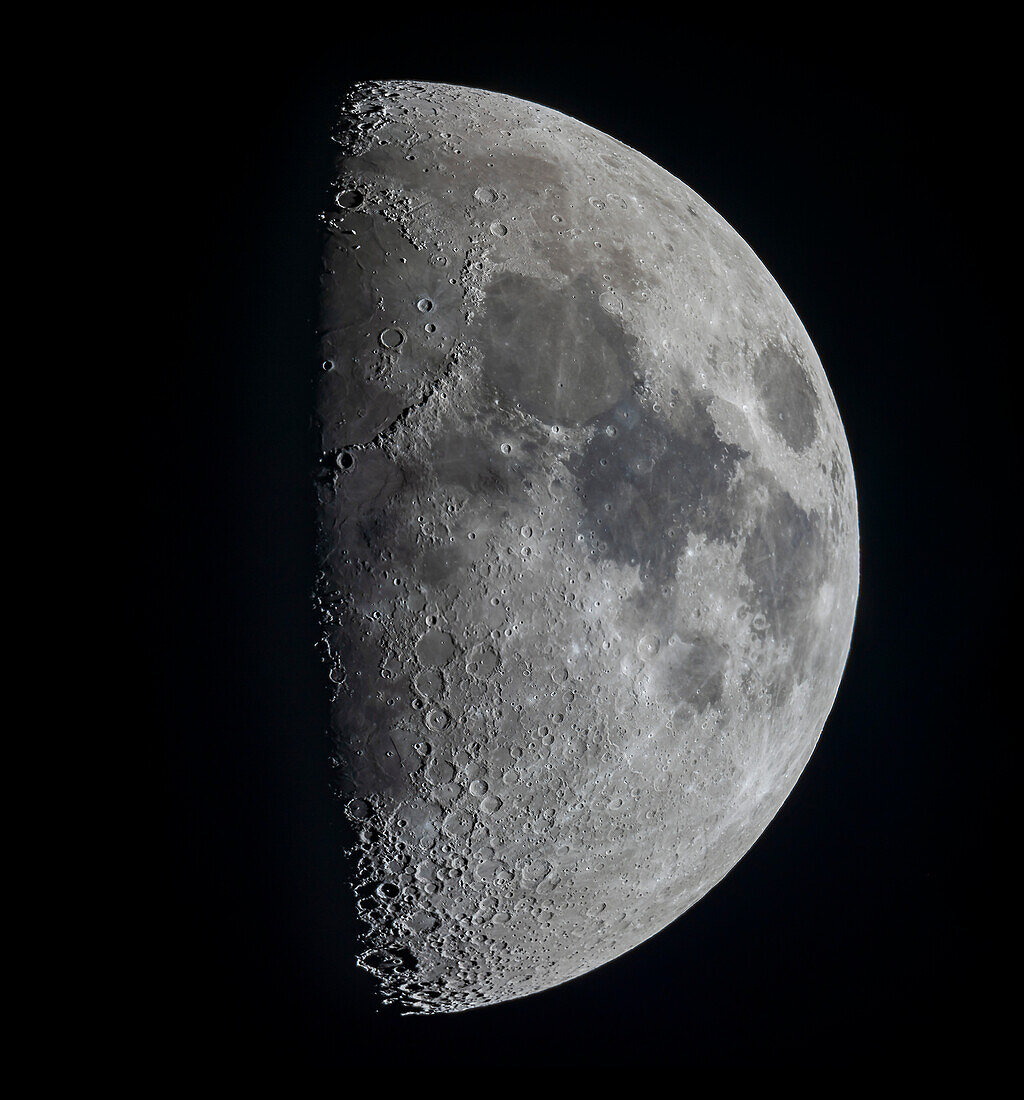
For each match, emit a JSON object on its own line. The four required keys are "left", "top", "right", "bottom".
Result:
{"left": 315, "top": 80, "right": 859, "bottom": 1013}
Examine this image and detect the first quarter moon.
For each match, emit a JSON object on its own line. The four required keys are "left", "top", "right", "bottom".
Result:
{"left": 315, "top": 80, "right": 859, "bottom": 1012}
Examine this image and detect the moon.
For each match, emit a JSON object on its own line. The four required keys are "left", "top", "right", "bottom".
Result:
{"left": 315, "top": 80, "right": 858, "bottom": 1013}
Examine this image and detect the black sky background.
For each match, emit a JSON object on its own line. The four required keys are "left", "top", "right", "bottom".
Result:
{"left": 148, "top": 23, "right": 1013, "bottom": 1065}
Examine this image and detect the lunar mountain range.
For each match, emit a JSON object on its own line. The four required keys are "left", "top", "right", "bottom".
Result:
{"left": 315, "top": 80, "right": 859, "bottom": 1013}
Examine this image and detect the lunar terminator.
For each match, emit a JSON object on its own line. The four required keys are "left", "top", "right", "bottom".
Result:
{"left": 315, "top": 80, "right": 858, "bottom": 1012}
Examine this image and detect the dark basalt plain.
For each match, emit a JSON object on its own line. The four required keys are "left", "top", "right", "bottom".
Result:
{"left": 315, "top": 80, "right": 859, "bottom": 1013}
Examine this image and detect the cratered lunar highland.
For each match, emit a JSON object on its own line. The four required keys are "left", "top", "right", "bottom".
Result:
{"left": 315, "top": 80, "right": 858, "bottom": 1013}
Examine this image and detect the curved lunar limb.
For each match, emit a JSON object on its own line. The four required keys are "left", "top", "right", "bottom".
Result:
{"left": 315, "top": 80, "right": 858, "bottom": 1013}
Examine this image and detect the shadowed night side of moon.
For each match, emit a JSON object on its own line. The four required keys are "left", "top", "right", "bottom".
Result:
{"left": 314, "top": 80, "right": 859, "bottom": 1013}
